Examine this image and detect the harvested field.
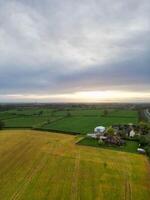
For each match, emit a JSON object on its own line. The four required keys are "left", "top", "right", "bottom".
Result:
{"left": 0, "top": 130, "right": 149, "bottom": 200}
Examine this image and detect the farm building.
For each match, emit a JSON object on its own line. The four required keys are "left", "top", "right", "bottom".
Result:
{"left": 94, "top": 126, "right": 106, "bottom": 134}
{"left": 87, "top": 126, "right": 106, "bottom": 139}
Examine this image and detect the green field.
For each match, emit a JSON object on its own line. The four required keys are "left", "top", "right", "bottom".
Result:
{"left": 3, "top": 116, "right": 61, "bottom": 128}
{"left": 0, "top": 108, "right": 138, "bottom": 133}
{"left": 1, "top": 108, "right": 54, "bottom": 116}
{"left": 53, "top": 109, "right": 138, "bottom": 117}
{"left": 0, "top": 130, "right": 149, "bottom": 200}
{"left": 43, "top": 115, "right": 138, "bottom": 134}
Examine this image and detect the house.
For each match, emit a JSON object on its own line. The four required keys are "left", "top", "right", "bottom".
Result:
{"left": 129, "top": 130, "right": 136, "bottom": 137}
{"left": 112, "top": 124, "right": 137, "bottom": 137}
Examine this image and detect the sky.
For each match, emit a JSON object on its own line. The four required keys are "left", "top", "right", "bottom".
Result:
{"left": 0, "top": 0, "right": 150, "bottom": 103}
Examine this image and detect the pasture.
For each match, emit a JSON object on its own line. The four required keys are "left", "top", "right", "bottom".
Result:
{"left": 43, "top": 112, "right": 138, "bottom": 134}
{"left": 0, "top": 108, "right": 138, "bottom": 133}
{"left": 0, "top": 130, "right": 149, "bottom": 200}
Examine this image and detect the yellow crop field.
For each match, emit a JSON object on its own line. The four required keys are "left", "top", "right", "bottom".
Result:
{"left": 0, "top": 130, "right": 149, "bottom": 200}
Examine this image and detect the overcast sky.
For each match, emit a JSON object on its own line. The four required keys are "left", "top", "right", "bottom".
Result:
{"left": 0, "top": 0, "right": 150, "bottom": 102}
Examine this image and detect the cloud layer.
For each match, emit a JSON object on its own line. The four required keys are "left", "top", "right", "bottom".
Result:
{"left": 0, "top": 0, "right": 150, "bottom": 102}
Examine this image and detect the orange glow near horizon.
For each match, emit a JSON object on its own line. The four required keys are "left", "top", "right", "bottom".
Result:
{"left": 2, "top": 90, "right": 150, "bottom": 103}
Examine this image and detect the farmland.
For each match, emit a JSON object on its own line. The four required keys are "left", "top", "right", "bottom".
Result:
{"left": 0, "top": 130, "right": 149, "bottom": 200}
{"left": 42, "top": 115, "right": 138, "bottom": 134}
{"left": 0, "top": 107, "right": 138, "bottom": 134}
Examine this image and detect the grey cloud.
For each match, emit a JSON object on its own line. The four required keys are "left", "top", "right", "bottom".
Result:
{"left": 0, "top": 52, "right": 149, "bottom": 95}
{"left": 55, "top": 52, "right": 150, "bottom": 92}
{"left": 0, "top": 0, "right": 149, "bottom": 100}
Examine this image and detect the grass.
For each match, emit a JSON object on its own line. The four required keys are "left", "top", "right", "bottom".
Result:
{"left": 53, "top": 109, "right": 138, "bottom": 117}
{"left": 0, "top": 109, "right": 138, "bottom": 132}
{"left": 43, "top": 115, "right": 138, "bottom": 134}
{"left": 1, "top": 108, "right": 54, "bottom": 115}
{"left": 3, "top": 116, "right": 60, "bottom": 128}
{"left": 0, "top": 130, "right": 149, "bottom": 200}
{"left": 78, "top": 137, "right": 139, "bottom": 153}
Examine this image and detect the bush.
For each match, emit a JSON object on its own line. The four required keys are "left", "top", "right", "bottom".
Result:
{"left": 66, "top": 111, "right": 71, "bottom": 117}
{"left": 98, "top": 139, "right": 104, "bottom": 145}
{"left": 118, "top": 130, "right": 126, "bottom": 138}
{"left": 139, "top": 134, "right": 150, "bottom": 146}
{"left": 139, "top": 134, "right": 150, "bottom": 157}
{"left": 139, "top": 121, "right": 150, "bottom": 135}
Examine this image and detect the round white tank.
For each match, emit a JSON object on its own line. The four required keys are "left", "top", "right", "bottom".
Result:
{"left": 94, "top": 126, "right": 105, "bottom": 133}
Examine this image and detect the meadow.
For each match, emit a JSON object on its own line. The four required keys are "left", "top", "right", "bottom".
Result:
{"left": 1, "top": 108, "right": 138, "bottom": 134}
{"left": 43, "top": 115, "right": 138, "bottom": 134}
{"left": 0, "top": 130, "right": 149, "bottom": 200}
{"left": 50, "top": 109, "right": 138, "bottom": 134}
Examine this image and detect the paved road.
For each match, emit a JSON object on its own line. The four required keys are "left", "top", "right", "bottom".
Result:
{"left": 144, "top": 109, "right": 150, "bottom": 122}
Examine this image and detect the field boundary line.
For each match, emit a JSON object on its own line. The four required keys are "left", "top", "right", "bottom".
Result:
{"left": 39, "top": 116, "right": 67, "bottom": 128}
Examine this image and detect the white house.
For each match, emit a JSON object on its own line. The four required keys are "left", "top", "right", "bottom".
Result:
{"left": 129, "top": 130, "right": 136, "bottom": 137}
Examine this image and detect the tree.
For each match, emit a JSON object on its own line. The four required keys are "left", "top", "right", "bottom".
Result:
{"left": 66, "top": 111, "right": 71, "bottom": 117}
{"left": 38, "top": 111, "right": 43, "bottom": 116}
{"left": 118, "top": 129, "right": 126, "bottom": 138}
{"left": 145, "top": 145, "right": 150, "bottom": 157}
{"left": 98, "top": 139, "right": 104, "bottom": 145}
{"left": 103, "top": 109, "right": 108, "bottom": 117}
{"left": 106, "top": 127, "right": 115, "bottom": 136}
{"left": 139, "top": 134, "right": 150, "bottom": 146}
{"left": 139, "top": 121, "right": 150, "bottom": 135}
{"left": 0, "top": 120, "right": 5, "bottom": 130}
